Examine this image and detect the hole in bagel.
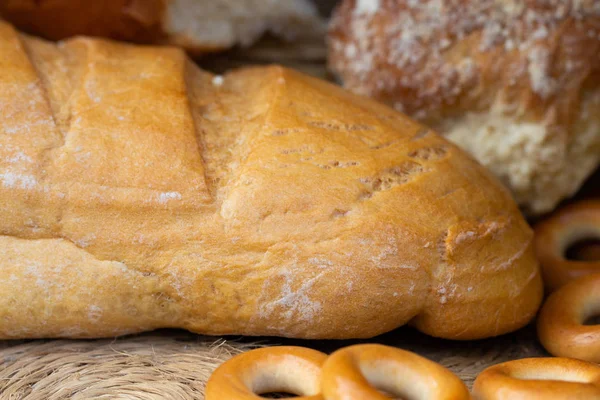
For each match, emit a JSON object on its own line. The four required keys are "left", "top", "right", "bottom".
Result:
{"left": 360, "top": 362, "right": 426, "bottom": 400}
{"left": 583, "top": 302, "right": 600, "bottom": 326}
{"left": 258, "top": 393, "right": 299, "bottom": 398}
{"left": 564, "top": 238, "right": 600, "bottom": 261}
{"left": 376, "top": 389, "right": 406, "bottom": 399}
{"left": 250, "top": 358, "right": 320, "bottom": 399}
{"left": 584, "top": 314, "right": 600, "bottom": 326}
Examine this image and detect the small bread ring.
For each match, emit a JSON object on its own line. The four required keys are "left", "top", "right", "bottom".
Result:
{"left": 534, "top": 200, "right": 600, "bottom": 291}
{"left": 472, "top": 357, "right": 600, "bottom": 399}
{"left": 205, "top": 346, "right": 326, "bottom": 400}
{"left": 537, "top": 273, "right": 600, "bottom": 363}
{"left": 321, "top": 344, "right": 470, "bottom": 400}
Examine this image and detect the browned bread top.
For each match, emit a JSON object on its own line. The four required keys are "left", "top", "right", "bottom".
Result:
{"left": 0, "top": 21, "right": 542, "bottom": 340}
{"left": 0, "top": 0, "right": 166, "bottom": 44}
{"left": 329, "top": 0, "right": 600, "bottom": 120}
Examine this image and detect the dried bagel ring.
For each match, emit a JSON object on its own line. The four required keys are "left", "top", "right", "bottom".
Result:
{"left": 537, "top": 273, "right": 600, "bottom": 363}
{"left": 534, "top": 200, "right": 600, "bottom": 291}
{"left": 472, "top": 357, "right": 600, "bottom": 399}
{"left": 320, "top": 344, "right": 469, "bottom": 400}
{"left": 205, "top": 346, "right": 326, "bottom": 400}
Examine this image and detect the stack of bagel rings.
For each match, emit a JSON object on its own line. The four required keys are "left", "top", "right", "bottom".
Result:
{"left": 534, "top": 200, "right": 600, "bottom": 364}
{"left": 206, "top": 200, "right": 600, "bottom": 399}
{"left": 205, "top": 344, "right": 600, "bottom": 399}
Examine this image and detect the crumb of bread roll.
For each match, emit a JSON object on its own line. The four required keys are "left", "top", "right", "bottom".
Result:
{"left": 328, "top": 0, "right": 600, "bottom": 215}
{"left": 0, "top": 0, "right": 326, "bottom": 53}
{"left": 0, "top": 21, "right": 542, "bottom": 340}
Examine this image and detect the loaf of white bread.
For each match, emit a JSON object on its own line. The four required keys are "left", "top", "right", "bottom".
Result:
{"left": 0, "top": 22, "right": 542, "bottom": 340}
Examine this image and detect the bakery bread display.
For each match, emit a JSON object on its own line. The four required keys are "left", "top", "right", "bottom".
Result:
{"left": 328, "top": 0, "right": 600, "bottom": 215}
{"left": 472, "top": 357, "right": 600, "bottom": 399}
{"left": 537, "top": 273, "right": 600, "bottom": 363}
{"left": 0, "top": 0, "right": 325, "bottom": 54}
{"left": 534, "top": 200, "right": 600, "bottom": 290}
{"left": 0, "top": 21, "right": 542, "bottom": 340}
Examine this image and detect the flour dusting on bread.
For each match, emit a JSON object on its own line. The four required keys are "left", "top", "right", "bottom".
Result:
{"left": 0, "top": 22, "right": 543, "bottom": 340}
{"left": 0, "top": 172, "right": 37, "bottom": 189}
{"left": 329, "top": 0, "right": 600, "bottom": 214}
{"left": 355, "top": 0, "right": 381, "bottom": 15}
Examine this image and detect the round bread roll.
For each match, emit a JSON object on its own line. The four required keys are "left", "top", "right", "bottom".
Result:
{"left": 0, "top": 0, "right": 325, "bottom": 54}
{"left": 328, "top": 0, "right": 600, "bottom": 215}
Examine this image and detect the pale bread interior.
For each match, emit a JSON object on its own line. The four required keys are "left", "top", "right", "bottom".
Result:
{"left": 165, "top": 0, "right": 326, "bottom": 51}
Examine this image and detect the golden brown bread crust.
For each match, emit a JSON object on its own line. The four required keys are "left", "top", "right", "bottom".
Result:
{"left": 328, "top": 0, "right": 600, "bottom": 215}
{"left": 321, "top": 344, "right": 470, "bottom": 399}
{"left": 0, "top": 0, "right": 166, "bottom": 44}
{"left": 537, "top": 273, "right": 600, "bottom": 363}
{"left": 206, "top": 346, "right": 326, "bottom": 399}
{"left": 472, "top": 357, "right": 600, "bottom": 399}
{"left": 0, "top": 21, "right": 542, "bottom": 340}
{"left": 534, "top": 200, "right": 600, "bottom": 291}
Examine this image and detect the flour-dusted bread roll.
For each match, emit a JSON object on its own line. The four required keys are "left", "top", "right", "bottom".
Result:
{"left": 0, "top": 22, "right": 542, "bottom": 340}
{"left": 328, "top": 0, "right": 600, "bottom": 215}
{"left": 0, "top": 0, "right": 325, "bottom": 53}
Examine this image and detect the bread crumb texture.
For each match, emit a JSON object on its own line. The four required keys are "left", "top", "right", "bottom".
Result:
{"left": 165, "top": 0, "right": 326, "bottom": 51}
{"left": 0, "top": 22, "right": 541, "bottom": 340}
{"left": 329, "top": 0, "right": 600, "bottom": 214}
